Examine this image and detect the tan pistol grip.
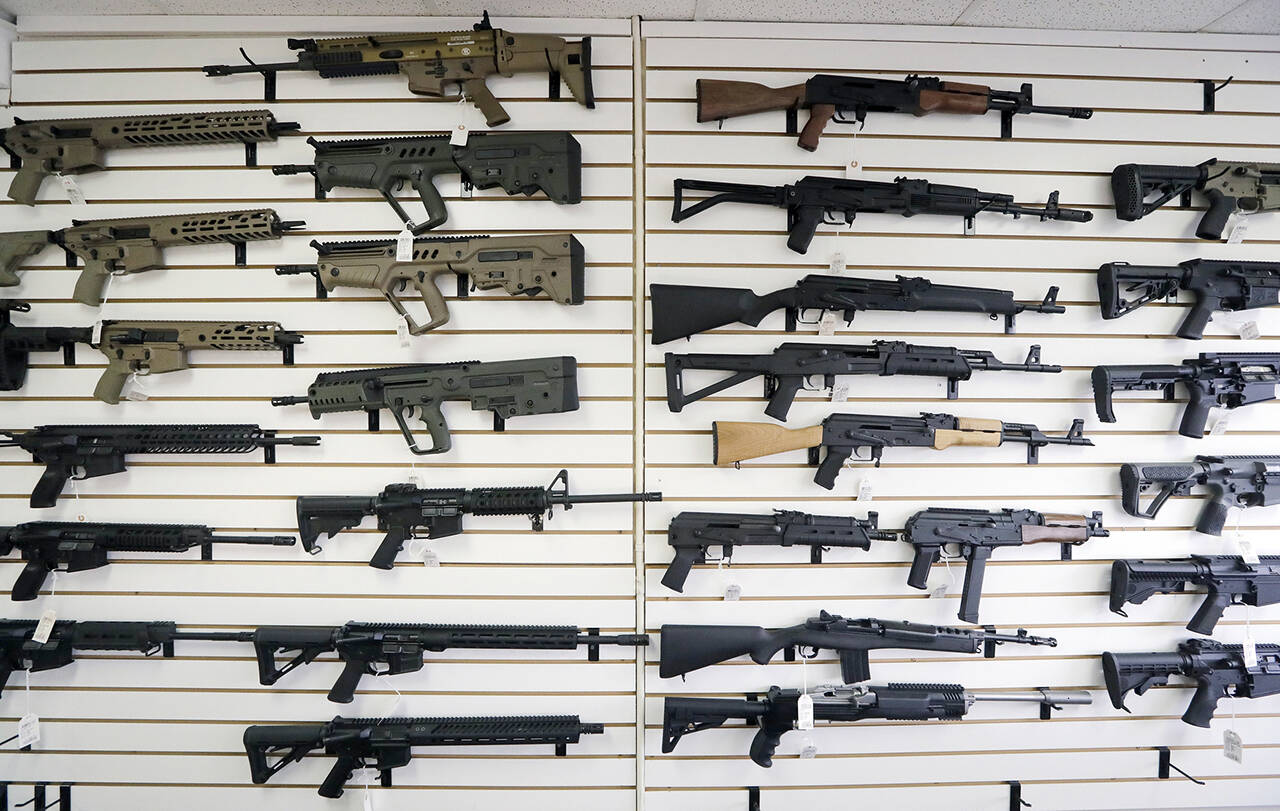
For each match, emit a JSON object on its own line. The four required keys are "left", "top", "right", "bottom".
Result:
{"left": 464, "top": 78, "right": 510, "bottom": 127}
{"left": 72, "top": 266, "right": 111, "bottom": 306}
{"left": 712, "top": 421, "right": 823, "bottom": 465}
{"left": 92, "top": 362, "right": 130, "bottom": 404}
{"left": 404, "top": 272, "right": 451, "bottom": 335}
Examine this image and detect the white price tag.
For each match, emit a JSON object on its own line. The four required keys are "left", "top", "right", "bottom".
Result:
{"left": 1209, "top": 413, "right": 1230, "bottom": 435}
{"left": 406, "top": 539, "right": 439, "bottom": 566}
{"left": 817, "top": 311, "right": 840, "bottom": 336}
{"left": 395, "top": 229, "right": 414, "bottom": 262}
{"left": 58, "top": 174, "right": 87, "bottom": 206}
{"left": 450, "top": 124, "right": 470, "bottom": 146}
{"left": 32, "top": 609, "right": 57, "bottom": 644}
{"left": 17, "top": 714, "right": 39, "bottom": 748}
{"left": 844, "top": 160, "right": 862, "bottom": 178}
{"left": 799, "top": 738, "right": 818, "bottom": 759}
{"left": 122, "top": 375, "right": 150, "bottom": 401}
{"left": 723, "top": 582, "right": 741, "bottom": 601}
{"left": 829, "top": 252, "right": 846, "bottom": 274}
{"left": 856, "top": 476, "right": 872, "bottom": 502}
{"left": 91, "top": 320, "right": 104, "bottom": 344}
{"left": 1237, "top": 534, "right": 1261, "bottom": 566}
{"left": 396, "top": 317, "right": 412, "bottom": 348}
{"left": 930, "top": 585, "right": 949, "bottom": 600}
{"left": 1227, "top": 217, "right": 1249, "bottom": 244}
{"left": 407, "top": 468, "right": 422, "bottom": 487}
{"left": 1243, "top": 637, "right": 1259, "bottom": 669}
{"left": 1224, "top": 729, "right": 1244, "bottom": 763}
{"left": 1239, "top": 321, "right": 1261, "bottom": 340}
{"left": 796, "top": 693, "right": 815, "bottom": 730}
{"left": 830, "top": 383, "right": 849, "bottom": 403}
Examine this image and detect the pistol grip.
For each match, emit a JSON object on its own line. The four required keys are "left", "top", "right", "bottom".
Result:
{"left": 327, "top": 658, "right": 367, "bottom": 703}
{"left": 463, "top": 77, "right": 510, "bottom": 127}
{"left": 369, "top": 525, "right": 412, "bottom": 570}
{"left": 906, "top": 544, "right": 941, "bottom": 590}
{"left": 72, "top": 266, "right": 111, "bottom": 306}
{"left": 390, "top": 399, "right": 451, "bottom": 456}
{"left": 7, "top": 165, "right": 48, "bottom": 206}
{"left": 93, "top": 365, "right": 130, "bottom": 404}
{"left": 12, "top": 558, "right": 51, "bottom": 601}
{"left": 412, "top": 177, "right": 450, "bottom": 232}
{"left": 1187, "top": 590, "right": 1233, "bottom": 635}
{"left": 1197, "top": 188, "right": 1236, "bottom": 240}
{"left": 797, "top": 104, "right": 836, "bottom": 152}
{"left": 785, "top": 205, "right": 824, "bottom": 254}
{"left": 763, "top": 375, "right": 804, "bottom": 421}
{"left": 1177, "top": 295, "right": 1220, "bottom": 339}
{"left": 1178, "top": 387, "right": 1213, "bottom": 438}
{"left": 660, "top": 549, "right": 700, "bottom": 593}
{"left": 1194, "top": 496, "right": 1231, "bottom": 536}
{"left": 397, "top": 274, "right": 450, "bottom": 335}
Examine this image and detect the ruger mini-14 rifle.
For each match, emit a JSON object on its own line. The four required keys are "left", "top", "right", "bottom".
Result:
{"left": 649, "top": 273, "right": 1063, "bottom": 343}
{"left": 696, "top": 73, "right": 1092, "bottom": 148}
{"left": 273, "top": 357, "right": 578, "bottom": 455}
{"left": 659, "top": 611, "right": 1056, "bottom": 681}
{"left": 244, "top": 713, "right": 603, "bottom": 798}
{"left": 1103, "top": 638, "right": 1280, "bottom": 727}
{"left": 902, "top": 508, "right": 1108, "bottom": 623}
{"left": 275, "top": 132, "right": 581, "bottom": 233}
{"left": 0, "top": 424, "right": 320, "bottom": 507}
{"left": 1120, "top": 455, "right": 1280, "bottom": 534}
{"left": 0, "top": 109, "right": 298, "bottom": 205}
{"left": 661, "top": 509, "right": 894, "bottom": 592}
{"left": 1092, "top": 352, "right": 1280, "bottom": 438}
{"left": 713, "top": 411, "right": 1092, "bottom": 489}
{"left": 1110, "top": 555, "right": 1280, "bottom": 635}
{"left": 0, "top": 522, "right": 294, "bottom": 601}
{"left": 1, "top": 302, "right": 302, "bottom": 403}
{"left": 665, "top": 340, "right": 1058, "bottom": 418}
{"left": 276, "top": 233, "right": 584, "bottom": 335}
{"left": 1111, "top": 159, "right": 1278, "bottom": 240}
{"left": 1098, "top": 259, "right": 1280, "bottom": 340}
{"left": 663, "top": 684, "right": 1092, "bottom": 766}
{"left": 204, "top": 12, "right": 594, "bottom": 127}
{"left": 671, "top": 175, "right": 1091, "bottom": 254}
{"left": 296, "top": 468, "right": 660, "bottom": 568}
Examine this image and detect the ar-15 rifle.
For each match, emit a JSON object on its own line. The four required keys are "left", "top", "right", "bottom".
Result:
{"left": 713, "top": 412, "right": 1092, "bottom": 489}
{"left": 272, "top": 357, "right": 578, "bottom": 455}
{"left": 661, "top": 509, "right": 894, "bottom": 592}
{"left": 697, "top": 73, "right": 1092, "bottom": 148}
{"left": 659, "top": 611, "right": 1056, "bottom": 681}
{"left": 1120, "top": 455, "right": 1280, "bottom": 535}
{"left": 274, "top": 132, "right": 581, "bottom": 233}
{"left": 665, "top": 340, "right": 1058, "bottom": 418}
{"left": 1098, "top": 259, "right": 1280, "bottom": 340}
{"left": 663, "top": 683, "right": 1092, "bottom": 766}
{"left": 204, "top": 12, "right": 594, "bottom": 127}
{"left": 0, "top": 619, "right": 253, "bottom": 695}
{"left": 671, "top": 175, "right": 1092, "bottom": 254}
{"left": 0, "top": 110, "right": 298, "bottom": 205}
{"left": 902, "top": 508, "right": 1108, "bottom": 623}
{"left": 0, "top": 522, "right": 293, "bottom": 601}
{"left": 244, "top": 714, "right": 603, "bottom": 798}
{"left": 251, "top": 621, "right": 648, "bottom": 703}
{"left": 1, "top": 302, "right": 302, "bottom": 403}
{"left": 1092, "top": 352, "right": 1280, "bottom": 438}
{"left": 1103, "top": 638, "right": 1280, "bottom": 727}
{"left": 649, "top": 274, "right": 1064, "bottom": 343}
{"left": 0, "top": 424, "right": 320, "bottom": 507}
{"left": 276, "top": 233, "right": 584, "bottom": 335}
{"left": 1110, "top": 555, "right": 1280, "bottom": 635}
{"left": 295, "top": 468, "right": 660, "bottom": 568}
{"left": 1111, "top": 159, "right": 1279, "bottom": 240}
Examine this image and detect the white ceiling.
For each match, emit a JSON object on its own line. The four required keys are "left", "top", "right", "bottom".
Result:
{"left": 0, "top": 0, "right": 1277, "bottom": 33}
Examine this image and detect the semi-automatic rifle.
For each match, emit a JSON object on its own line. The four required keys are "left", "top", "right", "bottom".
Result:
{"left": 1110, "top": 555, "right": 1280, "bottom": 635}
{"left": 1098, "top": 259, "right": 1280, "bottom": 340}
{"left": 1120, "top": 455, "right": 1280, "bottom": 535}
{"left": 1112, "top": 159, "right": 1279, "bottom": 240}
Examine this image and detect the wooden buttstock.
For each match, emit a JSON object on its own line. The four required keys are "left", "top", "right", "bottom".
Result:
{"left": 697, "top": 79, "right": 806, "bottom": 123}
{"left": 713, "top": 421, "right": 823, "bottom": 465}
{"left": 917, "top": 88, "right": 990, "bottom": 115}
{"left": 797, "top": 104, "right": 836, "bottom": 152}
{"left": 933, "top": 429, "right": 1002, "bottom": 450}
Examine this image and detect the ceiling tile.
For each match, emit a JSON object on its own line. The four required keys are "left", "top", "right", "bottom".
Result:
{"left": 694, "top": 0, "right": 973, "bottom": 23}
{"left": 954, "top": 0, "right": 1243, "bottom": 32}
{"left": 1200, "top": 0, "right": 1280, "bottom": 33}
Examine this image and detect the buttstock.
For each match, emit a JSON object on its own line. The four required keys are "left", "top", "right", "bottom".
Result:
{"left": 696, "top": 79, "right": 805, "bottom": 123}
{"left": 713, "top": 421, "right": 823, "bottom": 465}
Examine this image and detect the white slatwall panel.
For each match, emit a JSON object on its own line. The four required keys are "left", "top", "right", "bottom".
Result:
{"left": 641, "top": 21, "right": 1280, "bottom": 811}
{"left": 0, "top": 15, "right": 639, "bottom": 810}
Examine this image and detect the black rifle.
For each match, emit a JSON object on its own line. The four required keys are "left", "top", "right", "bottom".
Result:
{"left": 0, "top": 619, "right": 252, "bottom": 695}
{"left": 649, "top": 274, "right": 1064, "bottom": 344}
{"left": 0, "top": 300, "right": 85, "bottom": 390}
{"left": 696, "top": 73, "right": 1092, "bottom": 147}
{"left": 1111, "top": 556, "right": 1280, "bottom": 635}
{"left": 272, "top": 358, "right": 578, "bottom": 455}
{"left": 659, "top": 611, "right": 1056, "bottom": 681}
{"left": 671, "top": 175, "right": 1092, "bottom": 254}
{"left": 295, "top": 469, "right": 660, "bottom": 568}
{"left": 713, "top": 412, "right": 1092, "bottom": 489}
{"left": 0, "top": 522, "right": 294, "bottom": 601}
{"left": 665, "top": 341, "right": 1058, "bottom": 418}
{"left": 252, "top": 622, "right": 649, "bottom": 703}
{"left": 1111, "top": 159, "right": 1279, "bottom": 240}
{"left": 1120, "top": 455, "right": 1280, "bottom": 535}
{"left": 244, "top": 714, "right": 603, "bottom": 797}
{"left": 275, "top": 132, "right": 582, "bottom": 233}
{"left": 0, "top": 424, "right": 320, "bottom": 508}
{"left": 662, "top": 509, "right": 894, "bottom": 592}
{"left": 1098, "top": 259, "right": 1280, "bottom": 340}
{"left": 1103, "top": 638, "right": 1280, "bottom": 727}
{"left": 1092, "top": 353, "right": 1280, "bottom": 438}
{"left": 663, "top": 684, "right": 1091, "bottom": 766}
{"left": 903, "top": 508, "right": 1108, "bottom": 623}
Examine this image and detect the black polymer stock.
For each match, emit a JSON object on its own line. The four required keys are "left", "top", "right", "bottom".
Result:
{"left": 1098, "top": 259, "right": 1280, "bottom": 340}
{"left": 1120, "top": 455, "right": 1280, "bottom": 535}
{"left": 649, "top": 273, "right": 1064, "bottom": 343}
{"left": 1110, "top": 556, "right": 1280, "bottom": 635}
{"left": 670, "top": 175, "right": 1092, "bottom": 254}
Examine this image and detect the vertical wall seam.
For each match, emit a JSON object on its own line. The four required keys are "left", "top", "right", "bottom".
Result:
{"left": 631, "top": 13, "right": 647, "bottom": 811}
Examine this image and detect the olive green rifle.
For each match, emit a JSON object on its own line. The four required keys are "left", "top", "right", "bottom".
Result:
{"left": 203, "top": 12, "right": 594, "bottom": 127}
{"left": 275, "top": 233, "right": 584, "bottom": 334}
{"left": 0, "top": 230, "right": 53, "bottom": 286}
{"left": 0, "top": 110, "right": 298, "bottom": 205}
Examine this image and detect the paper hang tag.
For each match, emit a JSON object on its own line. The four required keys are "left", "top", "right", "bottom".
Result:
{"left": 1237, "top": 534, "right": 1261, "bottom": 566}
{"left": 1227, "top": 217, "right": 1249, "bottom": 244}
{"left": 1239, "top": 321, "right": 1261, "bottom": 340}
{"left": 829, "top": 252, "right": 846, "bottom": 274}
{"left": 91, "top": 320, "right": 104, "bottom": 345}
{"left": 799, "top": 737, "right": 818, "bottom": 759}
{"left": 122, "top": 375, "right": 150, "bottom": 401}
{"left": 450, "top": 124, "right": 470, "bottom": 146}
{"left": 797, "top": 693, "right": 815, "bottom": 730}
{"left": 1224, "top": 729, "right": 1244, "bottom": 763}
{"left": 396, "top": 229, "right": 414, "bottom": 262}
{"left": 395, "top": 317, "right": 412, "bottom": 348}
{"left": 1209, "top": 413, "right": 1230, "bottom": 435}
{"left": 1243, "top": 637, "right": 1260, "bottom": 669}
{"left": 930, "top": 584, "right": 949, "bottom": 600}
{"left": 406, "top": 538, "right": 440, "bottom": 566}
{"left": 17, "top": 714, "right": 40, "bottom": 748}
{"left": 856, "top": 476, "right": 872, "bottom": 502}
{"left": 58, "top": 174, "right": 87, "bottom": 206}
{"left": 817, "top": 311, "right": 840, "bottom": 336}
{"left": 407, "top": 467, "right": 422, "bottom": 487}
{"left": 722, "top": 582, "right": 742, "bottom": 601}
{"left": 830, "top": 382, "right": 849, "bottom": 403}
{"left": 32, "top": 609, "right": 57, "bottom": 645}
{"left": 844, "top": 158, "right": 861, "bottom": 178}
